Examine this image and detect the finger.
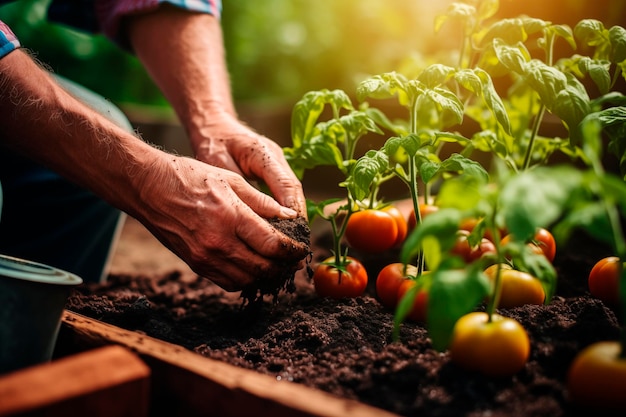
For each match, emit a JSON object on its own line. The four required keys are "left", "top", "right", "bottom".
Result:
{"left": 246, "top": 141, "right": 307, "bottom": 217}
{"left": 229, "top": 174, "right": 298, "bottom": 219}
{"left": 232, "top": 201, "right": 310, "bottom": 261}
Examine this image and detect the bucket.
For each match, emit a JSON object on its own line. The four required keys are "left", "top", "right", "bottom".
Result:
{"left": 0, "top": 254, "right": 82, "bottom": 374}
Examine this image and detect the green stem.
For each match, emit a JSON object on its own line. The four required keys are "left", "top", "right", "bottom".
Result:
{"left": 522, "top": 104, "right": 546, "bottom": 171}
{"left": 484, "top": 211, "right": 503, "bottom": 322}
{"left": 408, "top": 157, "right": 425, "bottom": 275}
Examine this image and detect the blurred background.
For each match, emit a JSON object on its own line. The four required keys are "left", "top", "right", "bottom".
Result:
{"left": 1, "top": 0, "right": 624, "bottom": 198}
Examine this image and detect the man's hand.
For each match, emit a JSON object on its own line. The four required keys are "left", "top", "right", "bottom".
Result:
{"left": 191, "top": 111, "right": 307, "bottom": 217}
{"left": 134, "top": 154, "right": 309, "bottom": 291}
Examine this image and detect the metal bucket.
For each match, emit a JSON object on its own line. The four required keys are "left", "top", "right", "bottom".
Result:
{"left": 0, "top": 254, "right": 82, "bottom": 374}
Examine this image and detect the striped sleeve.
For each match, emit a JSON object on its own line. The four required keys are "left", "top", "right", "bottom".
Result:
{"left": 0, "top": 20, "right": 20, "bottom": 60}
{"left": 95, "top": 0, "right": 222, "bottom": 45}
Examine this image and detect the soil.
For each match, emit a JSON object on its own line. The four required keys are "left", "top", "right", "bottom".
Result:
{"left": 66, "top": 215, "right": 624, "bottom": 417}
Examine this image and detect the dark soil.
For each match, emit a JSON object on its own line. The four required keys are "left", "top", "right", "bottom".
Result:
{"left": 66, "top": 224, "right": 623, "bottom": 417}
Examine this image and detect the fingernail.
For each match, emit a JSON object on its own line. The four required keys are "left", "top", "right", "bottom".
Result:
{"left": 280, "top": 207, "right": 298, "bottom": 218}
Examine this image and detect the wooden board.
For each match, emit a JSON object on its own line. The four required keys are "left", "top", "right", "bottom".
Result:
{"left": 0, "top": 345, "right": 150, "bottom": 417}
{"left": 58, "top": 310, "right": 400, "bottom": 417}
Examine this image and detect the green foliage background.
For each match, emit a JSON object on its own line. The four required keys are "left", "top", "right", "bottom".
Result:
{"left": 0, "top": 0, "right": 452, "bottom": 111}
{"left": 0, "top": 0, "right": 622, "bottom": 114}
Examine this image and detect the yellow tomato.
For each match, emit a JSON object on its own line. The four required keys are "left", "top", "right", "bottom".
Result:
{"left": 484, "top": 264, "right": 545, "bottom": 309}
{"left": 449, "top": 312, "right": 530, "bottom": 377}
{"left": 567, "top": 341, "right": 626, "bottom": 411}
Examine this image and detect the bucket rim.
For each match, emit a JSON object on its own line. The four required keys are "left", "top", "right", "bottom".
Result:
{"left": 0, "top": 254, "right": 83, "bottom": 286}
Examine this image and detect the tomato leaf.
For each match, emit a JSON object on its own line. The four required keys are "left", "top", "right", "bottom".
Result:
{"left": 427, "top": 264, "right": 491, "bottom": 351}
{"left": 400, "top": 208, "right": 463, "bottom": 267}
{"left": 500, "top": 167, "right": 583, "bottom": 240}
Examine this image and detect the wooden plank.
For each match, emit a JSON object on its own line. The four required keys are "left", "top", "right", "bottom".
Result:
{"left": 0, "top": 345, "right": 150, "bottom": 417}
{"left": 59, "top": 310, "right": 400, "bottom": 417}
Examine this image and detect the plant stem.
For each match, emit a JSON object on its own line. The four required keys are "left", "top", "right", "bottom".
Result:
{"left": 522, "top": 105, "right": 546, "bottom": 171}
{"left": 484, "top": 210, "right": 504, "bottom": 323}
{"left": 408, "top": 156, "right": 425, "bottom": 275}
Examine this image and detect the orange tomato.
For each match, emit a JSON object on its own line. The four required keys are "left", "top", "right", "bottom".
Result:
{"left": 588, "top": 257, "right": 621, "bottom": 307}
{"left": 567, "top": 341, "right": 626, "bottom": 411}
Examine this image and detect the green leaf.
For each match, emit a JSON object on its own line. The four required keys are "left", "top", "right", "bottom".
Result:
{"left": 424, "top": 87, "right": 464, "bottom": 128}
{"left": 290, "top": 89, "right": 353, "bottom": 148}
{"left": 609, "top": 25, "right": 626, "bottom": 63}
{"left": 434, "top": 174, "right": 486, "bottom": 212}
{"left": 400, "top": 208, "right": 463, "bottom": 267}
{"left": 434, "top": 2, "right": 476, "bottom": 34}
{"left": 356, "top": 72, "right": 410, "bottom": 105}
{"left": 419, "top": 64, "right": 456, "bottom": 89}
{"left": 553, "top": 202, "right": 613, "bottom": 249}
{"left": 349, "top": 150, "right": 389, "bottom": 201}
{"left": 479, "top": 17, "right": 548, "bottom": 47}
{"left": 493, "top": 39, "right": 531, "bottom": 74}
{"left": 427, "top": 265, "right": 491, "bottom": 351}
{"left": 499, "top": 166, "right": 583, "bottom": 239}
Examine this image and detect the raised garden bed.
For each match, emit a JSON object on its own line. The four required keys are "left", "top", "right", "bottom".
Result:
{"left": 59, "top": 217, "right": 623, "bottom": 417}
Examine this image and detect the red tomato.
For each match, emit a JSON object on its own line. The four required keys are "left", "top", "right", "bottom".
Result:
{"left": 313, "top": 257, "right": 368, "bottom": 299}
{"left": 588, "top": 257, "right": 621, "bottom": 307}
{"left": 451, "top": 230, "right": 496, "bottom": 263}
{"left": 408, "top": 203, "right": 439, "bottom": 231}
{"left": 567, "top": 341, "right": 626, "bottom": 411}
{"left": 345, "top": 210, "right": 398, "bottom": 253}
{"left": 376, "top": 263, "right": 416, "bottom": 309}
{"left": 384, "top": 206, "right": 408, "bottom": 247}
{"left": 449, "top": 312, "right": 530, "bottom": 377}
{"left": 484, "top": 264, "right": 545, "bottom": 309}
{"left": 396, "top": 278, "right": 428, "bottom": 323}
{"left": 532, "top": 228, "right": 556, "bottom": 262}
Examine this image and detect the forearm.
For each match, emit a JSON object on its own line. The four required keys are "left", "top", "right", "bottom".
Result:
{"left": 0, "top": 49, "right": 159, "bottom": 216}
{"left": 125, "top": 5, "right": 236, "bottom": 151}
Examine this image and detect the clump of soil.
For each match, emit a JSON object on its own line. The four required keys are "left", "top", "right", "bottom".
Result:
{"left": 66, "top": 229, "right": 623, "bottom": 417}
{"left": 240, "top": 216, "right": 311, "bottom": 304}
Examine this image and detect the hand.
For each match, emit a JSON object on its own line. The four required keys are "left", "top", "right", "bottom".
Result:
{"left": 191, "top": 111, "right": 307, "bottom": 217}
{"left": 134, "top": 154, "right": 309, "bottom": 291}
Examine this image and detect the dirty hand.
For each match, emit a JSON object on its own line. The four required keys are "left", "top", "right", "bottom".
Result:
{"left": 191, "top": 112, "right": 307, "bottom": 218}
{"left": 135, "top": 154, "right": 309, "bottom": 291}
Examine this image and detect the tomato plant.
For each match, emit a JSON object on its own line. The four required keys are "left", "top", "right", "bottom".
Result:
{"left": 345, "top": 209, "right": 399, "bottom": 253}
{"left": 484, "top": 264, "right": 545, "bottom": 309}
{"left": 567, "top": 341, "right": 626, "bottom": 411}
{"left": 588, "top": 256, "right": 622, "bottom": 307}
{"left": 449, "top": 312, "right": 530, "bottom": 377}
{"left": 376, "top": 263, "right": 415, "bottom": 309}
{"left": 313, "top": 256, "right": 368, "bottom": 299}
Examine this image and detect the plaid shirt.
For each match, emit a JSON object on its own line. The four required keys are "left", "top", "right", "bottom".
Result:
{"left": 0, "top": 0, "right": 222, "bottom": 59}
